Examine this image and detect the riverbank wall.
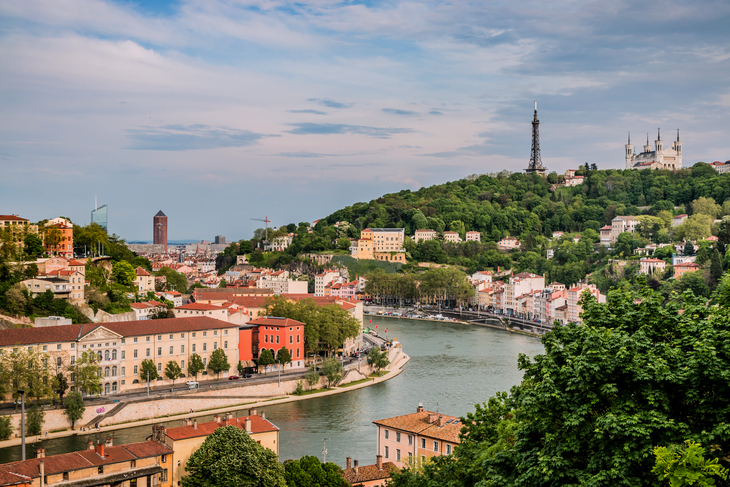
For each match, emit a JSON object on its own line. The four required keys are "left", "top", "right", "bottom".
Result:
{"left": 0, "top": 347, "right": 407, "bottom": 446}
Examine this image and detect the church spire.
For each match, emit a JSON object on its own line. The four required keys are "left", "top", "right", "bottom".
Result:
{"left": 658, "top": 127, "right": 661, "bottom": 140}
{"left": 677, "top": 128, "right": 680, "bottom": 142}
{"left": 628, "top": 132, "right": 630, "bottom": 144}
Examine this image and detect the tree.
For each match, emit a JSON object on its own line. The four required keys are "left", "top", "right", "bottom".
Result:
{"left": 276, "top": 347, "right": 292, "bottom": 368}
{"left": 112, "top": 260, "right": 136, "bottom": 286}
{"left": 691, "top": 197, "right": 722, "bottom": 219}
{"left": 165, "top": 360, "right": 182, "bottom": 385}
{"left": 54, "top": 372, "right": 69, "bottom": 403}
{"left": 390, "top": 283, "right": 730, "bottom": 486}
{"left": 237, "top": 360, "right": 245, "bottom": 375}
{"left": 154, "top": 266, "right": 188, "bottom": 292}
{"left": 676, "top": 214, "right": 713, "bottom": 241}
{"left": 718, "top": 216, "right": 730, "bottom": 246}
{"left": 27, "top": 404, "right": 44, "bottom": 436}
{"left": 188, "top": 354, "right": 204, "bottom": 379}
{"left": 321, "top": 358, "right": 343, "bottom": 388}
{"left": 140, "top": 359, "right": 159, "bottom": 382}
{"left": 71, "top": 351, "right": 102, "bottom": 396}
{"left": 63, "top": 391, "right": 85, "bottom": 430}
{"left": 0, "top": 416, "right": 12, "bottom": 440}
{"left": 367, "top": 347, "right": 390, "bottom": 375}
{"left": 710, "top": 249, "right": 724, "bottom": 284}
{"left": 208, "top": 348, "right": 230, "bottom": 379}
{"left": 23, "top": 233, "right": 44, "bottom": 259}
{"left": 337, "top": 237, "right": 351, "bottom": 251}
{"left": 182, "top": 425, "right": 286, "bottom": 487}
{"left": 283, "top": 455, "right": 349, "bottom": 487}
{"left": 697, "top": 245, "right": 710, "bottom": 265}
{"left": 653, "top": 440, "right": 729, "bottom": 487}
{"left": 150, "top": 308, "right": 175, "bottom": 319}
{"left": 257, "top": 349, "right": 275, "bottom": 371}
{"left": 305, "top": 365, "right": 319, "bottom": 390}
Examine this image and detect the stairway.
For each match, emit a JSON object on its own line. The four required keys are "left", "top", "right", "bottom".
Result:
{"left": 84, "top": 401, "right": 128, "bottom": 428}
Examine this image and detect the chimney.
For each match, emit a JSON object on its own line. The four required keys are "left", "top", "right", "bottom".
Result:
{"left": 105, "top": 436, "right": 113, "bottom": 447}
{"left": 182, "top": 418, "right": 189, "bottom": 426}
{"left": 437, "top": 415, "right": 446, "bottom": 427}
{"left": 249, "top": 408, "right": 257, "bottom": 416}
{"left": 346, "top": 457, "right": 351, "bottom": 470}
{"left": 416, "top": 403, "right": 424, "bottom": 413}
{"left": 35, "top": 447, "right": 46, "bottom": 459}
{"left": 213, "top": 414, "right": 221, "bottom": 423}
{"left": 39, "top": 461, "right": 44, "bottom": 487}
{"left": 95, "top": 441, "right": 105, "bottom": 458}
{"left": 226, "top": 412, "right": 233, "bottom": 421}
{"left": 428, "top": 413, "right": 439, "bottom": 424}
{"left": 260, "top": 411, "right": 265, "bottom": 420}
{"left": 245, "top": 418, "right": 252, "bottom": 434}
{"left": 87, "top": 440, "right": 94, "bottom": 450}
{"left": 193, "top": 419, "right": 198, "bottom": 429}
{"left": 354, "top": 460, "right": 359, "bottom": 474}
{"left": 376, "top": 455, "right": 383, "bottom": 470}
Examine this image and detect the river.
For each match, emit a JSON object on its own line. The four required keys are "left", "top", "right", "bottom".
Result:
{"left": 0, "top": 316, "right": 544, "bottom": 467}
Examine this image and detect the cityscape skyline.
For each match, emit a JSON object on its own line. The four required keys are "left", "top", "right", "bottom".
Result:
{"left": 1, "top": 0, "right": 729, "bottom": 240}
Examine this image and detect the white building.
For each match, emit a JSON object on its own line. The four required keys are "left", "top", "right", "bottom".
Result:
{"left": 414, "top": 229, "right": 437, "bottom": 242}
{"left": 315, "top": 269, "right": 341, "bottom": 296}
{"left": 465, "top": 231, "right": 481, "bottom": 242}
{"left": 443, "top": 231, "right": 461, "bottom": 243}
{"left": 625, "top": 129, "right": 682, "bottom": 170}
{"left": 710, "top": 161, "right": 730, "bottom": 174}
{"left": 610, "top": 216, "right": 639, "bottom": 244}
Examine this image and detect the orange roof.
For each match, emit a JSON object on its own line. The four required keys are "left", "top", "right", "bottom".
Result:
{"left": 249, "top": 317, "right": 304, "bottom": 327}
{"left": 135, "top": 266, "right": 151, "bottom": 276}
{"left": 341, "top": 462, "right": 400, "bottom": 484}
{"left": 0, "top": 215, "right": 29, "bottom": 222}
{"left": 176, "top": 303, "right": 226, "bottom": 311}
{"left": 373, "top": 410, "right": 462, "bottom": 444}
{"left": 165, "top": 416, "right": 278, "bottom": 441}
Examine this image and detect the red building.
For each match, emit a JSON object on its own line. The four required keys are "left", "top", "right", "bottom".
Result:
{"left": 239, "top": 317, "right": 305, "bottom": 370}
{"left": 153, "top": 210, "right": 168, "bottom": 252}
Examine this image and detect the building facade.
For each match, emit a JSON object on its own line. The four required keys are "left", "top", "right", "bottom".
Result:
{"left": 91, "top": 204, "right": 108, "bottom": 230}
{"left": 625, "top": 129, "right": 682, "bottom": 170}
{"left": 413, "top": 229, "right": 436, "bottom": 243}
{"left": 153, "top": 211, "right": 168, "bottom": 252}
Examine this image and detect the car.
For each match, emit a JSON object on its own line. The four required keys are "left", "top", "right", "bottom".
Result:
{"left": 228, "top": 375, "right": 240, "bottom": 380}
{"left": 185, "top": 380, "right": 197, "bottom": 385}
{"left": 243, "top": 374, "right": 252, "bottom": 378}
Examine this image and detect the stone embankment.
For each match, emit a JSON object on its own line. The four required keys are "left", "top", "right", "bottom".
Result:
{"left": 0, "top": 347, "right": 408, "bottom": 446}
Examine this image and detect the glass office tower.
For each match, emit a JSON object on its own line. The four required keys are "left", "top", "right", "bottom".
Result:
{"left": 91, "top": 204, "right": 108, "bottom": 230}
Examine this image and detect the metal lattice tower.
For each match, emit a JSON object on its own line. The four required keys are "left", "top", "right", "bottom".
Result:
{"left": 525, "top": 101, "right": 547, "bottom": 176}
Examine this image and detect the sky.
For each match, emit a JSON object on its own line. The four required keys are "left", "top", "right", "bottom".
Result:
{"left": 1, "top": 0, "right": 729, "bottom": 241}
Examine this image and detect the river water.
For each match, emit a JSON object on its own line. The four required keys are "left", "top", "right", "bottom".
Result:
{"left": 0, "top": 317, "right": 544, "bottom": 466}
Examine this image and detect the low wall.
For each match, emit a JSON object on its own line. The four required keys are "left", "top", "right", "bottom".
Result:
{"left": 3, "top": 362, "right": 377, "bottom": 436}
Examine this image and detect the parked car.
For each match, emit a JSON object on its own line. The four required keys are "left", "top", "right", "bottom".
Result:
{"left": 243, "top": 374, "right": 253, "bottom": 378}
{"left": 228, "top": 375, "right": 240, "bottom": 380}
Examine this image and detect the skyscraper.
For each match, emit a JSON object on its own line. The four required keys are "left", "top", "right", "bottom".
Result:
{"left": 91, "top": 204, "right": 108, "bottom": 230}
{"left": 153, "top": 210, "right": 168, "bottom": 252}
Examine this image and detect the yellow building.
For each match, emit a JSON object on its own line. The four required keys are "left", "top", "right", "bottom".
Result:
{"left": 0, "top": 214, "right": 38, "bottom": 251}
{"left": 0, "top": 317, "right": 240, "bottom": 396}
{"left": 0, "top": 437, "right": 172, "bottom": 487}
{"left": 352, "top": 228, "right": 406, "bottom": 263}
{"left": 161, "top": 410, "right": 280, "bottom": 485}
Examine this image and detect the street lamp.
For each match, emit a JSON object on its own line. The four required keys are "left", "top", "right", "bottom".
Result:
{"left": 276, "top": 360, "right": 280, "bottom": 387}
{"left": 322, "top": 437, "right": 330, "bottom": 463}
{"left": 17, "top": 390, "right": 25, "bottom": 461}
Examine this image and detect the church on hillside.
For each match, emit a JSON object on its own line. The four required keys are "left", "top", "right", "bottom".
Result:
{"left": 625, "top": 129, "right": 683, "bottom": 170}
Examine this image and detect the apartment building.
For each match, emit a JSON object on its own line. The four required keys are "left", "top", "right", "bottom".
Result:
{"left": 341, "top": 455, "right": 399, "bottom": 486}
{"left": 256, "top": 277, "right": 308, "bottom": 295}
{"left": 352, "top": 228, "right": 407, "bottom": 263}
{"left": 162, "top": 411, "right": 278, "bottom": 486}
{"left": 0, "top": 215, "right": 38, "bottom": 250}
{"left": 465, "top": 231, "right": 481, "bottom": 242}
{"left": 315, "top": 269, "right": 341, "bottom": 296}
{"left": 443, "top": 231, "right": 460, "bottom": 243}
{"left": 599, "top": 225, "right": 612, "bottom": 246}
{"left": 639, "top": 257, "right": 667, "bottom": 275}
{"left": 45, "top": 217, "right": 74, "bottom": 258}
{"left": 135, "top": 267, "right": 155, "bottom": 293}
{"left": 0, "top": 317, "right": 239, "bottom": 395}
{"left": 0, "top": 439, "right": 172, "bottom": 487}
{"left": 130, "top": 301, "right": 167, "bottom": 320}
{"left": 497, "top": 237, "right": 521, "bottom": 251}
{"left": 413, "top": 229, "right": 436, "bottom": 243}
{"left": 243, "top": 317, "right": 306, "bottom": 369}
{"left": 610, "top": 216, "right": 639, "bottom": 244}
{"left": 566, "top": 284, "right": 604, "bottom": 323}
{"left": 534, "top": 288, "right": 567, "bottom": 324}
{"left": 673, "top": 262, "right": 701, "bottom": 278}
{"left": 41, "top": 269, "right": 86, "bottom": 304}
{"left": 374, "top": 404, "right": 461, "bottom": 467}
{"left": 21, "top": 277, "right": 72, "bottom": 301}
{"left": 505, "top": 272, "right": 545, "bottom": 315}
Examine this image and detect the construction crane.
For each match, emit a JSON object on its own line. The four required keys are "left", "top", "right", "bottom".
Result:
{"left": 250, "top": 216, "right": 272, "bottom": 241}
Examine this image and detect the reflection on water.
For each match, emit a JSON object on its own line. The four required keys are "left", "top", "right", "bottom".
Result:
{"left": 0, "top": 317, "right": 543, "bottom": 467}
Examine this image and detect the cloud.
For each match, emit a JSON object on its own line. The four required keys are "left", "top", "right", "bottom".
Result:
{"left": 126, "top": 125, "right": 277, "bottom": 150}
{"left": 429, "top": 111, "right": 443, "bottom": 115}
{"left": 288, "top": 109, "right": 327, "bottom": 115}
{"left": 399, "top": 145, "right": 422, "bottom": 149}
{"left": 285, "top": 123, "right": 413, "bottom": 139}
{"left": 383, "top": 108, "right": 419, "bottom": 116}
{"left": 307, "top": 98, "right": 353, "bottom": 109}
{"left": 418, "top": 151, "right": 464, "bottom": 158}
{"left": 278, "top": 151, "right": 336, "bottom": 157}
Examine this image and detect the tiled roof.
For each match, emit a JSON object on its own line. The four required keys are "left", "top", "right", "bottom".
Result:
{"left": 0, "top": 215, "right": 29, "bottom": 222}
{"left": 100, "top": 317, "right": 238, "bottom": 337}
{"left": 373, "top": 410, "right": 462, "bottom": 444}
{"left": 0, "top": 441, "right": 171, "bottom": 480}
{"left": 165, "top": 416, "right": 278, "bottom": 441}
{"left": 674, "top": 262, "right": 700, "bottom": 268}
{"left": 248, "top": 317, "right": 304, "bottom": 327}
{"left": 176, "top": 303, "right": 226, "bottom": 310}
{"left": 0, "top": 325, "right": 85, "bottom": 347}
{"left": 135, "top": 267, "right": 151, "bottom": 276}
{"left": 341, "top": 462, "right": 400, "bottom": 484}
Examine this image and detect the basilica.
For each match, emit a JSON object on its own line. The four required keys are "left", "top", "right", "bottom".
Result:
{"left": 625, "top": 129, "right": 682, "bottom": 170}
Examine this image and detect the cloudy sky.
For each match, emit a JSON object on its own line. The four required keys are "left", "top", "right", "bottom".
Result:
{"left": 1, "top": 0, "right": 729, "bottom": 241}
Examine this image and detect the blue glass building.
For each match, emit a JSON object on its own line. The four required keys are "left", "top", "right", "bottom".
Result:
{"left": 91, "top": 204, "right": 108, "bottom": 230}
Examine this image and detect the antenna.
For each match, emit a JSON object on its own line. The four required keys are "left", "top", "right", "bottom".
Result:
{"left": 534, "top": 100, "right": 537, "bottom": 112}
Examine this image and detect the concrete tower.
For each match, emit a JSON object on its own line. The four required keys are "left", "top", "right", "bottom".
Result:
{"left": 153, "top": 210, "right": 168, "bottom": 252}
{"left": 655, "top": 128, "right": 663, "bottom": 152}
{"left": 625, "top": 132, "right": 634, "bottom": 169}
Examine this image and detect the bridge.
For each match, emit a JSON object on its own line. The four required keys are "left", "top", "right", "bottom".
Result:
{"left": 428, "top": 309, "right": 556, "bottom": 335}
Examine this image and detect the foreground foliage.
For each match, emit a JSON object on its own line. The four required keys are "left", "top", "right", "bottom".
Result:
{"left": 389, "top": 274, "right": 730, "bottom": 487}
{"left": 283, "top": 455, "right": 349, "bottom": 487}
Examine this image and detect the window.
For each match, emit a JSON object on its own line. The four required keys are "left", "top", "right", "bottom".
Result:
{"left": 104, "top": 366, "right": 110, "bottom": 377}
{"left": 276, "top": 336, "right": 279, "bottom": 344}
{"left": 213, "top": 342, "right": 217, "bottom": 350}
{"left": 161, "top": 455, "right": 167, "bottom": 463}
{"left": 203, "top": 332, "right": 207, "bottom": 337}
{"left": 170, "top": 334, "right": 173, "bottom": 340}
{"left": 57, "top": 344, "right": 62, "bottom": 351}
{"left": 134, "top": 349, "right": 138, "bottom": 358}
{"left": 121, "top": 367, "right": 125, "bottom": 376}
{"left": 446, "top": 444, "right": 452, "bottom": 454}
{"left": 181, "top": 333, "right": 185, "bottom": 338}
{"left": 146, "top": 348, "right": 150, "bottom": 357}
{"left": 192, "top": 332, "right": 196, "bottom": 338}
{"left": 224, "top": 330, "right": 228, "bottom": 336}
{"left": 63, "top": 472, "right": 69, "bottom": 481}
{"left": 121, "top": 339, "right": 125, "bottom": 345}
{"left": 70, "top": 356, "right": 75, "bottom": 365}
{"left": 289, "top": 336, "right": 293, "bottom": 344}
{"left": 396, "top": 449, "right": 401, "bottom": 461}
{"left": 158, "top": 347, "right": 162, "bottom": 356}
{"left": 157, "top": 363, "right": 162, "bottom": 371}
{"left": 408, "top": 435, "right": 413, "bottom": 445}
{"left": 224, "top": 341, "right": 228, "bottom": 349}
{"left": 112, "top": 366, "right": 117, "bottom": 376}
{"left": 421, "top": 455, "right": 426, "bottom": 464}
{"left": 203, "top": 343, "right": 207, "bottom": 352}
{"left": 71, "top": 343, "right": 75, "bottom": 349}
{"left": 146, "top": 337, "right": 150, "bottom": 342}
{"left": 170, "top": 346, "right": 174, "bottom": 355}
{"left": 181, "top": 360, "right": 185, "bottom": 369}
{"left": 385, "top": 446, "right": 389, "bottom": 458}
{"left": 384, "top": 430, "right": 389, "bottom": 440}
{"left": 134, "top": 338, "right": 138, "bottom": 343}
{"left": 264, "top": 335, "right": 268, "bottom": 343}
{"left": 297, "top": 335, "right": 300, "bottom": 343}
{"left": 43, "top": 345, "right": 47, "bottom": 351}
{"left": 181, "top": 344, "right": 185, "bottom": 354}
{"left": 98, "top": 466, "right": 104, "bottom": 474}
{"left": 421, "top": 438, "right": 426, "bottom": 448}
{"left": 297, "top": 348, "right": 300, "bottom": 358}
{"left": 112, "top": 349, "right": 117, "bottom": 360}
{"left": 214, "top": 331, "right": 217, "bottom": 336}
{"left": 192, "top": 344, "right": 196, "bottom": 353}
{"left": 203, "top": 358, "right": 207, "bottom": 366}
{"left": 433, "top": 441, "right": 439, "bottom": 452}
{"left": 396, "top": 432, "right": 401, "bottom": 442}
{"left": 134, "top": 365, "right": 138, "bottom": 374}
{"left": 408, "top": 452, "right": 413, "bottom": 459}
{"left": 56, "top": 357, "right": 62, "bottom": 367}
{"left": 131, "top": 460, "right": 136, "bottom": 468}
{"left": 158, "top": 335, "right": 162, "bottom": 340}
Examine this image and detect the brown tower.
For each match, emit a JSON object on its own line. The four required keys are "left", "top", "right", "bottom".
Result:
{"left": 153, "top": 210, "right": 168, "bottom": 252}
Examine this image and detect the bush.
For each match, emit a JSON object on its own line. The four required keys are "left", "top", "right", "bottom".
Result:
{"left": 294, "top": 380, "right": 304, "bottom": 395}
{"left": 0, "top": 416, "right": 12, "bottom": 440}
{"left": 27, "top": 404, "right": 44, "bottom": 436}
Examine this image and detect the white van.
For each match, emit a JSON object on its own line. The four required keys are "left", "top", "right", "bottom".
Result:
{"left": 187, "top": 381, "right": 199, "bottom": 390}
